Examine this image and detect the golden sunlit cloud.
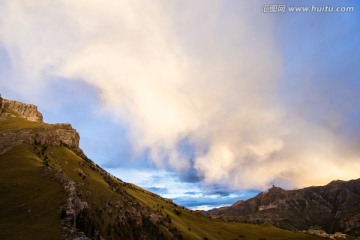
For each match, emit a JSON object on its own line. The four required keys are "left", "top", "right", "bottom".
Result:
{"left": 1, "top": 0, "right": 359, "bottom": 190}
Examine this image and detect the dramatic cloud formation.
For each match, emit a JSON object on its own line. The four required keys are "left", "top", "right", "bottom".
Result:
{"left": 1, "top": 0, "right": 360, "bottom": 191}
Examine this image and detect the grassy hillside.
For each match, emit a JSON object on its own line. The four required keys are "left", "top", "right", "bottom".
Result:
{"left": 0, "top": 145, "right": 65, "bottom": 240}
{"left": 0, "top": 115, "right": 326, "bottom": 240}
{"left": 0, "top": 117, "right": 45, "bottom": 134}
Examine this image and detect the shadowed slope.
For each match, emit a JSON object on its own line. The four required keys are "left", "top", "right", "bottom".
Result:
{"left": 0, "top": 145, "right": 65, "bottom": 239}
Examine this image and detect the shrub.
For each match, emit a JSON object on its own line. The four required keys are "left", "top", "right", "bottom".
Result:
{"left": 174, "top": 208, "right": 182, "bottom": 216}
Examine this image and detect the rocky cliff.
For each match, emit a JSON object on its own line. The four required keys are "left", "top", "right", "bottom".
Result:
{"left": 0, "top": 97, "right": 43, "bottom": 122}
{"left": 0, "top": 97, "right": 79, "bottom": 154}
{"left": 0, "top": 124, "right": 80, "bottom": 154}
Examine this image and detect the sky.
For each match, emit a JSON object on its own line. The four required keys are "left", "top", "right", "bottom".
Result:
{"left": 1, "top": 0, "right": 360, "bottom": 210}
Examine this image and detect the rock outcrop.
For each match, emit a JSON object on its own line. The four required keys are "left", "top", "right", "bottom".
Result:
{"left": 0, "top": 97, "right": 79, "bottom": 154}
{"left": 0, "top": 124, "right": 80, "bottom": 154}
{"left": 0, "top": 97, "right": 43, "bottom": 122}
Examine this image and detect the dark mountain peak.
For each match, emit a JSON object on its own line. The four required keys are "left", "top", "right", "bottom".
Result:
{"left": 329, "top": 180, "right": 345, "bottom": 184}
{"left": 265, "top": 185, "right": 285, "bottom": 194}
{"left": 326, "top": 179, "right": 346, "bottom": 188}
{"left": 256, "top": 185, "right": 287, "bottom": 202}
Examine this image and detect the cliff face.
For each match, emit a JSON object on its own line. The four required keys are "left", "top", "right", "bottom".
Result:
{"left": 0, "top": 98, "right": 79, "bottom": 154}
{"left": 0, "top": 98, "right": 43, "bottom": 122}
{"left": 0, "top": 124, "right": 80, "bottom": 154}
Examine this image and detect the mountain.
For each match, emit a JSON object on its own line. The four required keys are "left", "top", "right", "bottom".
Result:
{"left": 207, "top": 180, "right": 360, "bottom": 238}
{"left": 0, "top": 97, "right": 326, "bottom": 240}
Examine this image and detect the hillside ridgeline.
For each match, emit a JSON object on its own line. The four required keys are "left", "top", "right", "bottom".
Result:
{"left": 0, "top": 97, "right": 326, "bottom": 240}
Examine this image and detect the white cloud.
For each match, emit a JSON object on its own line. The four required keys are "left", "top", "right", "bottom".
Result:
{"left": 1, "top": 0, "right": 359, "bottom": 191}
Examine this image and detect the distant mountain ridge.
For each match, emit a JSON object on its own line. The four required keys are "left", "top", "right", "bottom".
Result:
{"left": 207, "top": 179, "right": 360, "bottom": 237}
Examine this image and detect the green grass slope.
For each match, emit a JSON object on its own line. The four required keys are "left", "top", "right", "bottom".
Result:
{"left": 0, "top": 145, "right": 65, "bottom": 240}
{"left": 0, "top": 116, "right": 326, "bottom": 240}
{"left": 0, "top": 117, "right": 45, "bottom": 134}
